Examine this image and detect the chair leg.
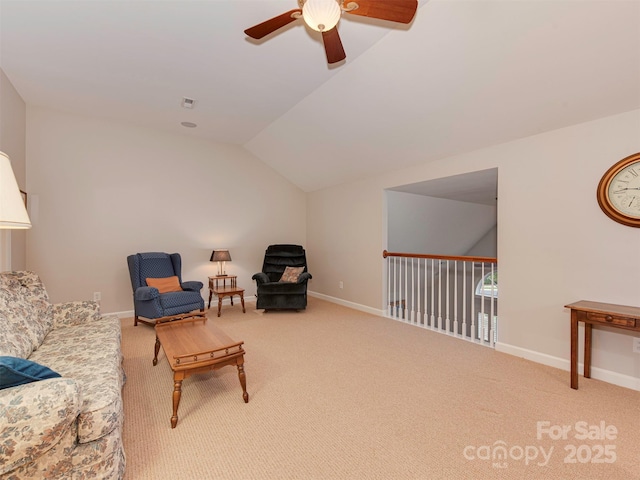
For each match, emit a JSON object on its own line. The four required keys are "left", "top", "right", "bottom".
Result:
{"left": 134, "top": 315, "right": 138, "bottom": 326}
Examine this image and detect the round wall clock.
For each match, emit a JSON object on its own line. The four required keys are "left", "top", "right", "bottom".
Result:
{"left": 596, "top": 152, "right": 640, "bottom": 227}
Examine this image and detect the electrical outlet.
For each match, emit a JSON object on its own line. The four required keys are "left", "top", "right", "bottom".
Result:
{"left": 93, "top": 292, "right": 101, "bottom": 302}
{"left": 339, "top": 281, "right": 343, "bottom": 289}
{"left": 633, "top": 338, "right": 640, "bottom": 354}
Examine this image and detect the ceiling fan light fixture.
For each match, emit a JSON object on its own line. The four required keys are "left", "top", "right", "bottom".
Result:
{"left": 302, "top": 0, "right": 341, "bottom": 32}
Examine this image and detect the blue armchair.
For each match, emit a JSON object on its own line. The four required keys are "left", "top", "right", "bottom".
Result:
{"left": 127, "top": 252, "right": 204, "bottom": 326}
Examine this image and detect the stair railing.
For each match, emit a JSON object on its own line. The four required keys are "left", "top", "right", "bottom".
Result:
{"left": 383, "top": 250, "right": 498, "bottom": 347}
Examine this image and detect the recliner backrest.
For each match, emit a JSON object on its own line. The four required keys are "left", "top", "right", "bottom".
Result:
{"left": 261, "top": 244, "right": 307, "bottom": 283}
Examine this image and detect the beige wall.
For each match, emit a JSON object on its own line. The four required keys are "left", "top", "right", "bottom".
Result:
{"left": 25, "top": 106, "right": 306, "bottom": 313}
{"left": 308, "top": 109, "right": 640, "bottom": 387}
{"left": 10, "top": 71, "right": 640, "bottom": 388}
{"left": 0, "top": 68, "right": 27, "bottom": 270}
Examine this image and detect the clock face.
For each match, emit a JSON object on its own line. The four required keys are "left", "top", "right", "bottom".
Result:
{"left": 607, "top": 160, "right": 640, "bottom": 218}
{"left": 597, "top": 153, "right": 640, "bottom": 227}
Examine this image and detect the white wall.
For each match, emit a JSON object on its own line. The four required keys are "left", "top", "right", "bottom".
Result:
{"left": 386, "top": 190, "right": 496, "bottom": 255}
{"left": 465, "top": 225, "right": 497, "bottom": 258}
{"left": 0, "top": 68, "right": 27, "bottom": 270}
{"left": 308, "top": 109, "right": 640, "bottom": 388}
{"left": 26, "top": 106, "right": 306, "bottom": 313}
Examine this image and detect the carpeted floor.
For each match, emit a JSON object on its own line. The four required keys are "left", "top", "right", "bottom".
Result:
{"left": 120, "top": 297, "right": 640, "bottom": 479}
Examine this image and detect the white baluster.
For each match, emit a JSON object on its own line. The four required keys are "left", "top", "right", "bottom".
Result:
{"left": 445, "top": 260, "right": 450, "bottom": 334}
{"left": 480, "top": 262, "right": 486, "bottom": 343}
{"left": 436, "top": 260, "right": 442, "bottom": 330}
{"left": 423, "top": 258, "right": 429, "bottom": 327}
{"left": 398, "top": 257, "right": 402, "bottom": 320}
{"left": 462, "top": 261, "right": 467, "bottom": 339}
{"left": 387, "top": 256, "right": 392, "bottom": 317}
{"left": 416, "top": 257, "right": 421, "bottom": 325}
{"left": 453, "top": 260, "right": 458, "bottom": 336}
{"left": 404, "top": 257, "right": 409, "bottom": 321}
{"left": 470, "top": 263, "right": 475, "bottom": 341}
{"left": 490, "top": 263, "right": 496, "bottom": 347}
{"left": 430, "top": 259, "right": 434, "bottom": 329}
{"left": 411, "top": 257, "right": 415, "bottom": 324}
{"left": 393, "top": 257, "right": 397, "bottom": 319}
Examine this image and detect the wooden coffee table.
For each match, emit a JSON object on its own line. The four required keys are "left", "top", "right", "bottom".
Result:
{"left": 153, "top": 315, "right": 249, "bottom": 428}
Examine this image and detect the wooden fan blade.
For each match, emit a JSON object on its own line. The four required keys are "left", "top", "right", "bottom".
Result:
{"left": 322, "top": 28, "right": 346, "bottom": 64}
{"left": 344, "top": 0, "right": 418, "bottom": 24}
{"left": 244, "top": 9, "right": 302, "bottom": 39}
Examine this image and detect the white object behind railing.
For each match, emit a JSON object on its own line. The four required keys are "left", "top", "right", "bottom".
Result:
{"left": 383, "top": 250, "right": 498, "bottom": 348}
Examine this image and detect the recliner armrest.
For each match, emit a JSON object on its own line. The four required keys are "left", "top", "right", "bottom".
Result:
{"left": 252, "top": 272, "right": 270, "bottom": 285}
{"left": 181, "top": 281, "right": 203, "bottom": 292}
{"left": 134, "top": 286, "right": 159, "bottom": 301}
{"left": 297, "top": 272, "right": 312, "bottom": 283}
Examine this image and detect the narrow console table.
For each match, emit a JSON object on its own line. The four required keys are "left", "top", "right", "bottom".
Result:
{"left": 565, "top": 300, "right": 640, "bottom": 389}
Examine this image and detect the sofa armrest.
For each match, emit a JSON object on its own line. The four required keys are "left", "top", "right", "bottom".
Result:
{"left": 0, "top": 378, "right": 81, "bottom": 475}
{"left": 53, "top": 300, "right": 101, "bottom": 328}
{"left": 181, "top": 280, "right": 203, "bottom": 292}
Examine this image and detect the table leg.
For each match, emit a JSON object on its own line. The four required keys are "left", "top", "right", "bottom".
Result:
{"left": 153, "top": 336, "right": 160, "bottom": 366}
{"left": 237, "top": 360, "right": 249, "bottom": 403}
{"left": 584, "top": 323, "right": 592, "bottom": 379}
{"left": 208, "top": 289, "right": 213, "bottom": 309}
{"left": 230, "top": 295, "right": 234, "bottom": 306}
{"left": 240, "top": 292, "right": 246, "bottom": 313}
{"left": 570, "top": 310, "right": 578, "bottom": 389}
{"left": 171, "top": 377, "right": 183, "bottom": 428}
{"left": 218, "top": 295, "right": 223, "bottom": 317}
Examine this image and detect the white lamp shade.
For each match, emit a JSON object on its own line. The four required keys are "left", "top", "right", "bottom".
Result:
{"left": 302, "top": 0, "right": 341, "bottom": 32}
{"left": 0, "top": 152, "right": 31, "bottom": 229}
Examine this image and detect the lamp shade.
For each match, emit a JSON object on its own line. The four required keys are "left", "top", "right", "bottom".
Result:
{"left": 0, "top": 152, "right": 31, "bottom": 229}
{"left": 210, "top": 250, "right": 231, "bottom": 262}
{"left": 302, "top": 0, "right": 341, "bottom": 32}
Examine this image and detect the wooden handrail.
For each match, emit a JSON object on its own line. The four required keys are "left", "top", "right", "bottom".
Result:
{"left": 382, "top": 250, "right": 497, "bottom": 264}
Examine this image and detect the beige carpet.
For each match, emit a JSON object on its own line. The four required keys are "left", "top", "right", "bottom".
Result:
{"left": 120, "top": 297, "right": 640, "bottom": 480}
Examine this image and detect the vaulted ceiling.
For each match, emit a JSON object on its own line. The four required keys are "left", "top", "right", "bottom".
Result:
{"left": 1, "top": 1, "right": 639, "bottom": 193}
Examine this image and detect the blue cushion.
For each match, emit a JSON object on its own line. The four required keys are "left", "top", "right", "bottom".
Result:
{"left": 0, "top": 356, "right": 61, "bottom": 389}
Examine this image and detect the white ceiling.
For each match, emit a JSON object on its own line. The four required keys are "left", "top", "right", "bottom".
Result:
{"left": 1, "top": 0, "right": 639, "bottom": 194}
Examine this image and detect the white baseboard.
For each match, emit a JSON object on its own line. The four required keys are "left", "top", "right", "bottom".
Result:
{"left": 113, "top": 295, "right": 638, "bottom": 392}
{"left": 107, "top": 296, "right": 256, "bottom": 319}
{"left": 496, "top": 342, "right": 640, "bottom": 392}
{"left": 308, "top": 293, "right": 640, "bottom": 392}
{"left": 308, "top": 290, "right": 386, "bottom": 317}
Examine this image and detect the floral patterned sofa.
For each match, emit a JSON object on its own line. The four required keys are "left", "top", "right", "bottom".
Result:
{"left": 0, "top": 272, "right": 126, "bottom": 479}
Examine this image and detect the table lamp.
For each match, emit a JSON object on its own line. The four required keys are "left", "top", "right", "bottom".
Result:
{"left": 210, "top": 249, "right": 231, "bottom": 276}
{"left": 0, "top": 151, "right": 31, "bottom": 229}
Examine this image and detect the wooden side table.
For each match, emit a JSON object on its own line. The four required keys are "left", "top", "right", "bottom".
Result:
{"left": 208, "top": 275, "right": 245, "bottom": 317}
{"left": 213, "top": 286, "right": 246, "bottom": 317}
{"left": 565, "top": 300, "right": 640, "bottom": 389}
{"left": 208, "top": 275, "right": 237, "bottom": 309}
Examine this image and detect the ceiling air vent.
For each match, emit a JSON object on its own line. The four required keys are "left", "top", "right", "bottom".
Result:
{"left": 181, "top": 97, "right": 195, "bottom": 109}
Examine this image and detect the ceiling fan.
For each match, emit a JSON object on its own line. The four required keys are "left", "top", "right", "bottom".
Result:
{"left": 244, "top": 0, "right": 418, "bottom": 65}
